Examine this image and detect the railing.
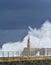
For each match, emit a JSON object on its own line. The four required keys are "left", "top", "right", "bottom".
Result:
{"left": 0, "top": 50, "right": 51, "bottom": 57}
{"left": 0, "top": 51, "right": 21, "bottom": 57}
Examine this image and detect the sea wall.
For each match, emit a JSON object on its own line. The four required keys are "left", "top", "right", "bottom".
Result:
{"left": 0, "top": 60, "right": 51, "bottom": 65}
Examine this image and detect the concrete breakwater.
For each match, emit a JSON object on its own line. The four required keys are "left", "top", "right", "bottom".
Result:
{"left": 0, "top": 56, "right": 51, "bottom": 65}
{"left": 0, "top": 60, "right": 51, "bottom": 65}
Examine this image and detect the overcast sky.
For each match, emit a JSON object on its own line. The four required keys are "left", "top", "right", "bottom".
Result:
{"left": 0, "top": 0, "right": 51, "bottom": 47}
{"left": 0, "top": 0, "right": 51, "bottom": 29}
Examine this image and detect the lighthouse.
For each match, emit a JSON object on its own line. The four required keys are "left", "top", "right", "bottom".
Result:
{"left": 27, "top": 35, "right": 30, "bottom": 49}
